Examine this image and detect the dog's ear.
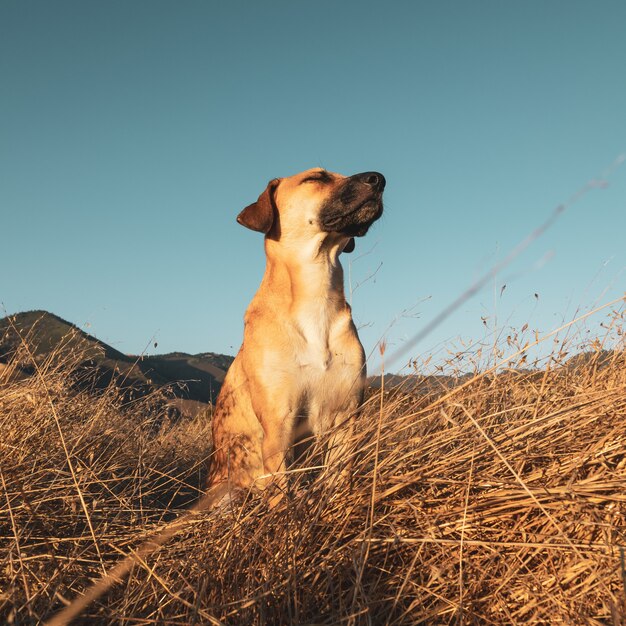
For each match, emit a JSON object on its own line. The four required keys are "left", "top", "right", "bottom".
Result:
{"left": 237, "top": 178, "right": 279, "bottom": 233}
{"left": 343, "top": 238, "right": 355, "bottom": 253}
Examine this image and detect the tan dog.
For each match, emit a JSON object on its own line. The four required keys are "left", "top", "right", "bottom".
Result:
{"left": 207, "top": 167, "right": 385, "bottom": 496}
{"left": 46, "top": 167, "right": 384, "bottom": 625}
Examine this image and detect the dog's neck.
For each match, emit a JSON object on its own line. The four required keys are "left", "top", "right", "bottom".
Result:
{"left": 256, "top": 237, "right": 351, "bottom": 366}
{"left": 262, "top": 236, "right": 349, "bottom": 309}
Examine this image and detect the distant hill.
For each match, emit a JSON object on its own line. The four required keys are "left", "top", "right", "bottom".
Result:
{"left": 0, "top": 311, "right": 234, "bottom": 416}
{"left": 367, "top": 347, "right": 618, "bottom": 393}
{"left": 367, "top": 372, "right": 471, "bottom": 392}
{"left": 140, "top": 351, "right": 233, "bottom": 404}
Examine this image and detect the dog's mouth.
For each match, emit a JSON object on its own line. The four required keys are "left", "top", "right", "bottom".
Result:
{"left": 319, "top": 171, "right": 385, "bottom": 237}
{"left": 321, "top": 199, "right": 383, "bottom": 236}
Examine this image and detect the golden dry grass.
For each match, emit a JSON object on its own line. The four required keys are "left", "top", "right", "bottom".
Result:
{"left": 1, "top": 309, "right": 625, "bottom": 625}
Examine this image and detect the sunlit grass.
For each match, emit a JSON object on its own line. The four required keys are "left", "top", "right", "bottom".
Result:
{"left": 1, "top": 302, "right": 625, "bottom": 624}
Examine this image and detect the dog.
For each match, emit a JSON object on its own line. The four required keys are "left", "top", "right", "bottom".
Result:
{"left": 207, "top": 167, "right": 385, "bottom": 497}
{"left": 45, "top": 167, "right": 384, "bottom": 625}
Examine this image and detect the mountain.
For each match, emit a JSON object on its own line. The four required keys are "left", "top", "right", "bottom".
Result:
{"left": 367, "top": 372, "right": 471, "bottom": 392}
{"left": 140, "top": 351, "right": 233, "bottom": 404}
{"left": 0, "top": 311, "right": 234, "bottom": 416}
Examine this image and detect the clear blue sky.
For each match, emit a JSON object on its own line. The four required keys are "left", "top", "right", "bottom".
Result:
{"left": 2, "top": 1, "right": 625, "bottom": 372}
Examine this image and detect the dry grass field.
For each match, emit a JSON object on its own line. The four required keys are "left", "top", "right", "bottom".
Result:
{"left": 1, "top": 305, "right": 625, "bottom": 624}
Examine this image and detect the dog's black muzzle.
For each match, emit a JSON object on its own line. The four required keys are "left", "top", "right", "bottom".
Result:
{"left": 319, "top": 171, "right": 385, "bottom": 237}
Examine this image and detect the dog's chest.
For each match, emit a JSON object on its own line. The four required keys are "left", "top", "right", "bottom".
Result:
{"left": 296, "top": 308, "right": 332, "bottom": 369}
{"left": 294, "top": 303, "right": 356, "bottom": 373}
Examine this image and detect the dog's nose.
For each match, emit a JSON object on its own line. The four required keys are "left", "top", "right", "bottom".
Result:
{"left": 356, "top": 171, "right": 386, "bottom": 192}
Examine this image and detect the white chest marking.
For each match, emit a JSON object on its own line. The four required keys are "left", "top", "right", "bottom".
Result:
{"left": 296, "top": 305, "right": 333, "bottom": 370}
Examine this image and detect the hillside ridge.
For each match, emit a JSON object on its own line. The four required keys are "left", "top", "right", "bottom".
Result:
{"left": 0, "top": 310, "right": 234, "bottom": 414}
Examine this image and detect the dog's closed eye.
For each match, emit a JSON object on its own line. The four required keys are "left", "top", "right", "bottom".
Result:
{"left": 301, "top": 171, "right": 332, "bottom": 184}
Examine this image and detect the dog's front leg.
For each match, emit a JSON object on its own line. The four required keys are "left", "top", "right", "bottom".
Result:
{"left": 325, "top": 410, "right": 358, "bottom": 485}
{"left": 309, "top": 396, "right": 359, "bottom": 484}
{"left": 260, "top": 425, "right": 290, "bottom": 481}
{"left": 249, "top": 386, "right": 299, "bottom": 497}
{"left": 257, "top": 413, "right": 297, "bottom": 507}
